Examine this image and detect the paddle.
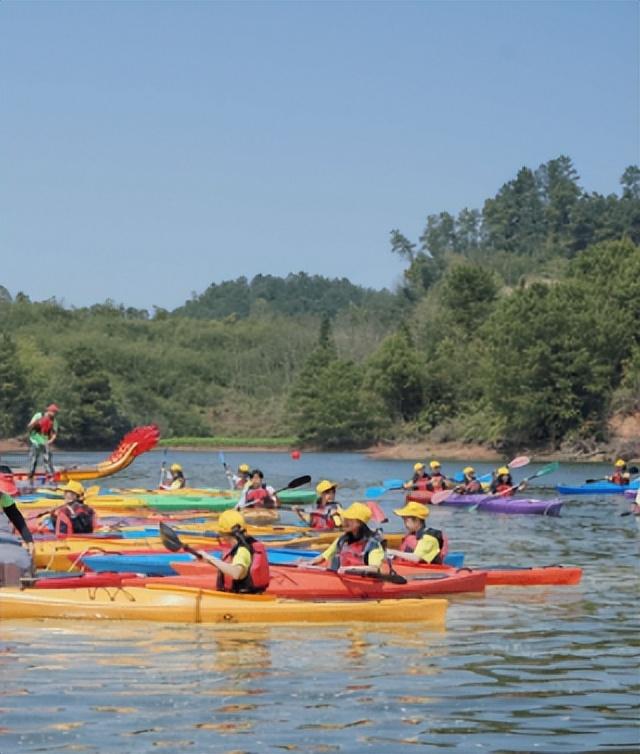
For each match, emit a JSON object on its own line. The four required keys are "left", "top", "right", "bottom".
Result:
{"left": 287, "top": 562, "right": 407, "bottom": 585}
{"left": 219, "top": 451, "right": 234, "bottom": 490}
{"left": 364, "top": 478, "right": 405, "bottom": 499}
{"left": 585, "top": 466, "right": 638, "bottom": 484}
{"left": 159, "top": 521, "right": 207, "bottom": 559}
{"left": 158, "top": 449, "right": 167, "bottom": 488}
{"left": 239, "top": 475, "right": 312, "bottom": 509}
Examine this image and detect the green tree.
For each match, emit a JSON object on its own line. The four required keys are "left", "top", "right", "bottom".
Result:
{"left": 0, "top": 332, "right": 31, "bottom": 437}
{"left": 439, "top": 263, "right": 499, "bottom": 332}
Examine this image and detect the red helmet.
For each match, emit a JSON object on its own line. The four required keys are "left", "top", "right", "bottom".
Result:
{"left": 46, "top": 403, "right": 59, "bottom": 413}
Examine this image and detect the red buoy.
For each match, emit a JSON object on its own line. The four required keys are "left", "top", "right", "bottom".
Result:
{"left": 291, "top": 449, "right": 301, "bottom": 460}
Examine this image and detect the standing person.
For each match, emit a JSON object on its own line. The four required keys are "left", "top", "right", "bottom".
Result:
{"left": 294, "top": 479, "right": 342, "bottom": 529}
{"left": 386, "top": 501, "right": 446, "bottom": 565}
{"left": 160, "top": 463, "right": 187, "bottom": 490}
{"left": 27, "top": 403, "right": 59, "bottom": 484}
{"left": 607, "top": 459, "right": 631, "bottom": 485}
{"left": 196, "top": 510, "right": 270, "bottom": 593}
{"left": 404, "top": 463, "right": 431, "bottom": 491}
{"left": 0, "top": 476, "right": 34, "bottom": 556}
{"left": 304, "top": 503, "right": 385, "bottom": 575}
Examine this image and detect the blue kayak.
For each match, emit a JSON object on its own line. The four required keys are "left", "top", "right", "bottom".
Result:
{"left": 81, "top": 548, "right": 465, "bottom": 576}
{"left": 556, "top": 479, "right": 639, "bottom": 495}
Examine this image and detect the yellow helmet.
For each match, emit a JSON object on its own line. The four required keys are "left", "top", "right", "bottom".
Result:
{"left": 340, "top": 502, "right": 372, "bottom": 524}
{"left": 217, "top": 510, "right": 246, "bottom": 534}
{"left": 413, "top": 462, "right": 425, "bottom": 471}
{"left": 463, "top": 466, "right": 475, "bottom": 475}
{"left": 170, "top": 463, "right": 182, "bottom": 473}
{"left": 497, "top": 466, "right": 509, "bottom": 476}
{"left": 316, "top": 479, "right": 337, "bottom": 495}
{"left": 615, "top": 459, "right": 626, "bottom": 467}
{"left": 393, "top": 501, "right": 429, "bottom": 520}
{"left": 238, "top": 463, "right": 250, "bottom": 473}
{"left": 429, "top": 460, "right": 441, "bottom": 469}
{"left": 61, "top": 480, "right": 85, "bottom": 497}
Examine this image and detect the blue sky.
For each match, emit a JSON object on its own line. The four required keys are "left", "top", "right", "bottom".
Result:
{"left": 1, "top": 1, "right": 638, "bottom": 310}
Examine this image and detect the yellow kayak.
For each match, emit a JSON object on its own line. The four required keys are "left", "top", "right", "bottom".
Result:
{"left": 0, "top": 584, "right": 447, "bottom": 625}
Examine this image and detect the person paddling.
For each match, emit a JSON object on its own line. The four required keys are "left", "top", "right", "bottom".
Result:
{"left": 386, "top": 501, "right": 447, "bottom": 565}
{"left": 403, "top": 462, "right": 431, "bottom": 491}
{"left": 0, "top": 477, "right": 34, "bottom": 557}
{"left": 490, "top": 466, "right": 524, "bottom": 496}
{"left": 196, "top": 510, "right": 270, "bottom": 593}
{"left": 304, "top": 502, "right": 385, "bottom": 575}
{"left": 427, "top": 461, "right": 450, "bottom": 492}
{"left": 238, "top": 469, "right": 277, "bottom": 509}
{"left": 160, "top": 463, "right": 187, "bottom": 490}
{"left": 457, "top": 466, "right": 483, "bottom": 494}
{"left": 607, "top": 459, "right": 631, "bottom": 486}
{"left": 50, "top": 481, "right": 97, "bottom": 537}
{"left": 231, "top": 463, "right": 251, "bottom": 490}
{"left": 294, "top": 479, "right": 342, "bottom": 529}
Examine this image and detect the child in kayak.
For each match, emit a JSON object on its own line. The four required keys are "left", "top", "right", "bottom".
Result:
{"left": 160, "top": 463, "right": 186, "bottom": 490}
{"left": 196, "top": 509, "right": 270, "bottom": 593}
{"left": 230, "top": 463, "right": 251, "bottom": 490}
{"left": 427, "top": 461, "right": 451, "bottom": 491}
{"left": 457, "top": 466, "right": 483, "bottom": 494}
{"left": 238, "top": 469, "right": 277, "bottom": 509}
{"left": 404, "top": 462, "right": 431, "bottom": 490}
{"left": 490, "top": 466, "right": 519, "bottom": 496}
{"left": 294, "top": 479, "right": 342, "bottom": 529}
{"left": 0, "top": 476, "right": 34, "bottom": 556}
{"left": 607, "top": 459, "right": 631, "bottom": 485}
{"left": 304, "top": 502, "right": 385, "bottom": 575}
{"left": 386, "top": 501, "right": 446, "bottom": 565}
{"left": 50, "top": 481, "right": 97, "bottom": 536}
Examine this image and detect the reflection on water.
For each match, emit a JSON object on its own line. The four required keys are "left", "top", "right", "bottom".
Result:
{"left": 1, "top": 451, "right": 639, "bottom": 752}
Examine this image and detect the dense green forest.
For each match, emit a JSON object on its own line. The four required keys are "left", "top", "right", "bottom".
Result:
{"left": 1, "top": 156, "right": 638, "bottom": 453}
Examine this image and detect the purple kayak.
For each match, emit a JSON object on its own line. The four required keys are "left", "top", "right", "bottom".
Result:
{"left": 438, "top": 493, "right": 564, "bottom": 516}
{"left": 624, "top": 489, "right": 639, "bottom": 500}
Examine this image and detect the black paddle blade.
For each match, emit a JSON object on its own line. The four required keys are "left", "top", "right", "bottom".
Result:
{"left": 342, "top": 568, "right": 408, "bottom": 585}
{"left": 159, "top": 521, "right": 183, "bottom": 552}
{"left": 287, "top": 475, "right": 311, "bottom": 490}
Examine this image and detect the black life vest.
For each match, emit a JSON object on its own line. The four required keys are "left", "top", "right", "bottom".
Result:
{"left": 216, "top": 533, "right": 270, "bottom": 593}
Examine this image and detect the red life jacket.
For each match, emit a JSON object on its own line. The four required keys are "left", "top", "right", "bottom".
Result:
{"left": 245, "top": 487, "right": 275, "bottom": 508}
{"left": 329, "top": 531, "right": 381, "bottom": 570}
{"left": 462, "top": 479, "right": 483, "bottom": 494}
{"left": 52, "top": 502, "right": 96, "bottom": 537}
{"left": 610, "top": 471, "right": 629, "bottom": 486}
{"left": 495, "top": 483, "right": 513, "bottom": 496}
{"left": 401, "top": 526, "right": 447, "bottom": 564}
{"left": 216, "top": 535, "right": 270, "bottom": 593}
{"left": 309, "top": 504, "right": 339, "bottom": 530}
{"left": 36, "top": 416, "right": 54, "bottom": 436}
{"left": 412, "top": 475, "right": 431, "bottom": 491}
{"left": 429, "top": 473, "right": 447, "bottom": 492}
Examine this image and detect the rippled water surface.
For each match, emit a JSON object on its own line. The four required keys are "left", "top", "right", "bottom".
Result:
{"left": 1, "top": 451, "right": 639, "bottom": 752}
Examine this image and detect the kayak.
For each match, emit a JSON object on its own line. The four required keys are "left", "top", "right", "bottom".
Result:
{"left": 392, "top": 562, "right": 582, "bottom": 587}
{"left": 125, "top": 562, "right": 486, "bottom": 598}
{"left": 0, "top": 585, "right": 448, "bottom": 625}
{"left": 556, "top": 479, "right": 640, "bottom": 495}
{"left": 409, "top": 491, "right": 564, "bottom": 516}
{"left": 79, "top": 548, "right": 465, "bottom": 577}
{"left": 276, "top": 489, "right": 317, "bottom": 505}
{"left": 8, "top": 425, "right": 160, "bottom": 483}
{"left": 624, "top": 489, "right": 640, "bottom": 500}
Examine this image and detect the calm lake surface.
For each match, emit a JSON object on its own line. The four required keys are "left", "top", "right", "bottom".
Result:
{"left": 1, "top": 450, "right": 638, "bottom": 753}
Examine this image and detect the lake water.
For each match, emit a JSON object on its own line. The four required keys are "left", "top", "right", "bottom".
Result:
{"left": 1, "top": 450, "right": 639, "bottom": 753}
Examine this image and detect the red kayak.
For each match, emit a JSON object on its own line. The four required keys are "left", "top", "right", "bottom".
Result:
{"left": 133, "top": 561, "right": 487, "bottom": 598}
{"left": 391, "top": 562, "right": 582, "bottom": 586}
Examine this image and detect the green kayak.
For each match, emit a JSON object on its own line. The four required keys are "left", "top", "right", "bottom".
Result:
{"left": 276, "top": 489, "right": 316, "bottom": 505}
{"left": 142, "top": 494, "right": 240, "bottom": 512}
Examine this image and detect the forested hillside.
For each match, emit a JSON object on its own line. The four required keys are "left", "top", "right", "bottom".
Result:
{"left": 1, "top": 156, "right": 638, "bottom": 454}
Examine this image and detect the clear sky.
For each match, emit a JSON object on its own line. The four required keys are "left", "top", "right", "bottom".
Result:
{"left": 1, "top": 1, "right": 638, "bottom": 310}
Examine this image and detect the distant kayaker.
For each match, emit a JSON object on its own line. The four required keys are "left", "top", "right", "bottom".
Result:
{"left": 0, "top": 476, "right": 34, "bottom": 556}
{"left": 196, "top": 509, "right": 270, "bottom": 593}
{"left": 386, "top": 501, "right": 446, "bottom": 565}
{"left": 231, "top": 463, "right": 251, "bottom": 490}
{"left": 404, "top": 462, "right": 431, "bottom": 491}
{"left": 294, "top": 479, "right": 342, "bottom": 529}
{"left": 427, "top": 460, "right": 450, "bottom": 492}
{"left": 26, "top": 403, "right": 59, "bottom": 484}
{"left": 458, "top": 466, "right": 483, "bottom": 494}
{"left": 607, "top": 459, "right": 631, "bottom": 485}
{"left": 50, "top": 481, "right": 96, "bottom": 537}
{"left": 490, "top": 466, "right": 524, "bottom": 496}
{"left": 304, "top": 502, "right": 385, "bottom": 575}
{"left": 238, "top": 469, "right": 277, "bottom": 509}
{"left": 160, "top": 463, "right": 186, "bottom": 490}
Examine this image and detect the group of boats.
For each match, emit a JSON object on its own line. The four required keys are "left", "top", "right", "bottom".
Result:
{"left": 2, "top": 433, "right": 636, "bottom": 627}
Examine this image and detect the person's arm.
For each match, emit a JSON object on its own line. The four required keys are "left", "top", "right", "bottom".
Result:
{"left": 337, "top": 544, "right": 384, "bottom": 574}
{"left": 303, "top": 539, "right": 336, "bottom": 566}
{"left": 197, "top": 548, "right": 249, "bottom": 581}
{"left": 386, "top": 547, "right": 421, "bottom": 563}
{"left": 293, "top": 506, "right": 310, "bottom": 524}
{"left": 48, "top": 421, "right": 58, "bottom": 445}
{"left": 3, "top": 502, "right": 35, "bottom": 553}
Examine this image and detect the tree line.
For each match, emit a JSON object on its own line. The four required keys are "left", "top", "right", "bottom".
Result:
{"left": 0, "top": 156, "right": 638, "bottom": 452}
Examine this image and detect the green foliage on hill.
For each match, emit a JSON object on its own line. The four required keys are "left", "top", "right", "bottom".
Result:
{"left": 0, "top": 155, "right": 638, "bottom": 453}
